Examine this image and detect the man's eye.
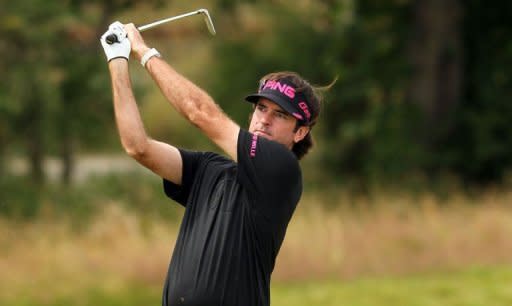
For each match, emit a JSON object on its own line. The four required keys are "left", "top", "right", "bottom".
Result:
{"left": 276, "top": 112, "right": 288, "bottom": 119}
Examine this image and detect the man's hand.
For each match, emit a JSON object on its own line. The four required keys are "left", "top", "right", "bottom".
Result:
{"left": 100, "top": 21, "right": 131, "bottom": 62}
{"left": 124, "top": 23, "right": 151, "bottom": 61}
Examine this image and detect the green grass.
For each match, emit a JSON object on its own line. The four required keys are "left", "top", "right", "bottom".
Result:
{"left": 4, "top": 283, "right": 162, "bottom": 306}
{"left": 2, "top": 266, "right": 511, "bottom": 306}
{"left": 272, "top": 266, "right": 512, "bottom": 306}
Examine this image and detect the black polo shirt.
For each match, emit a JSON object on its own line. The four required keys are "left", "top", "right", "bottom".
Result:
{"left": 161, "top": 129, "right": 302, "bottom": 306}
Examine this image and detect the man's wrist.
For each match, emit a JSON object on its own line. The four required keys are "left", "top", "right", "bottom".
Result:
{"left": 108, "top": 57, "right": 129, "bottom": 71}
{"left": 108, "top": 56, "right": 129, "bottom": 62}
{"left": 140, "top": 48, "right": 162, "bottom": 68}
{"left": 134, "top": 46, "right": 151, "bottom": 60}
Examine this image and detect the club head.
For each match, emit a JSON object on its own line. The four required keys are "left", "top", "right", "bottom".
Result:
{"left": 198, "top": 9, "right": 216, "bottom": 35}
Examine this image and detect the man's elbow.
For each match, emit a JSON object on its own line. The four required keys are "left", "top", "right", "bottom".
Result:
{"left": 123, "top": 140, "right": 149, "bottom": 161}
{"left": 186, "top": 100, "right": 218, "bottom": 129}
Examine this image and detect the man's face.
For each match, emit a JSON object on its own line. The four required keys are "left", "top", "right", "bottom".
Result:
{"left": 248, "top": 98, "right": 309, "bottom": 149}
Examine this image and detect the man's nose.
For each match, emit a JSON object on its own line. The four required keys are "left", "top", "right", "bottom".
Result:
{"left": 259, "top": 112, "right": 272, "bottom": 125}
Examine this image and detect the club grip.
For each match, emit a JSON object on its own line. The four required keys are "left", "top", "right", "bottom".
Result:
{"left": 105, "top": 34, "right": 118, "bottom": 44}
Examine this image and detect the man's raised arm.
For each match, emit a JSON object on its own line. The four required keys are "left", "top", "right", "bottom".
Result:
{"left": 124, "top": 23, "right": 240, "bottom": 161}
{"left": 101, "top": 22, "right": 184, "bottom": 185}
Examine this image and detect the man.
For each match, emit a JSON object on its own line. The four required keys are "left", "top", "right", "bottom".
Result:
{"left": 100, "top": 21, "right": 323, "bottom": 306}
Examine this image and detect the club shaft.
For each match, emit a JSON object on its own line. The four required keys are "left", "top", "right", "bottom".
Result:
{"left": 105, "top": 9, "right": 214, "bottom": 44}
{"left": 138, "top": 10, "right": 202, "bottom": 32}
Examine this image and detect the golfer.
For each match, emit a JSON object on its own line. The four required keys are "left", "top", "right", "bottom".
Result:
{"left": 100, "top": 22, "right": 323, "bottom": 306}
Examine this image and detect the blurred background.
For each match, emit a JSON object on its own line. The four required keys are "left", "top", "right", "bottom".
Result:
{"left": 1, "top": 0, "right": 512, "bottom": 305}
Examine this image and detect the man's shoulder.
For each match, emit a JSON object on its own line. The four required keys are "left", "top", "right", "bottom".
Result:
{"left": 180, "top": 149, "right": 233, "bottom": 163}
{"left": 185, "top": 150, "right": 236, "bottom": 174}
{"left": 238, "top": 129, "right": 299, "bottom": 165}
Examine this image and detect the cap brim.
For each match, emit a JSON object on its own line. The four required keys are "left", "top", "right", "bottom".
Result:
{"left": 244, "top": 93, "right": 303, "bottom": 121}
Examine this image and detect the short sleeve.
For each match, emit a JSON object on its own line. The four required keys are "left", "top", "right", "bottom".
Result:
{"left": 163, "top": 149, "right": 205, "bottom": 206}
{"left": 237, "top": 129, "right": 302, "bottom": 217}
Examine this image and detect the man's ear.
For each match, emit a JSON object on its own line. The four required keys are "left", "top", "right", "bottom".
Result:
{"left": 294, "top": 126, "right": 310, "bottom": 143}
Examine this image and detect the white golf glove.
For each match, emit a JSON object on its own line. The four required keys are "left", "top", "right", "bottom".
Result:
{"left": 100, "top": 21, "right": 131, "bottom": 62}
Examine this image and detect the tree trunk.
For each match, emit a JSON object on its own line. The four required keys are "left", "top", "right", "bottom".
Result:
{"left": 406, "top": 0, "right": 463, "bottom": 131}
{"left": 26, "top": 83, "right": 45, "bottom": 184}
{"left": 60, "top": 128, "right": 74, "bottom": 185}
{"left": 0, "top": 131, "right": 5, "bottom": 178}
{"left": 28, "top": 121, "right": 44, "bottom": 184}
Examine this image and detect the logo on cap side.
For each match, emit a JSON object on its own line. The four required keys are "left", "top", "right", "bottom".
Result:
{"left": 292, "top": 112, "right": 304, "bottom": 120}
{"left": 298, "top": 101, "right": 311, "bottom": 120}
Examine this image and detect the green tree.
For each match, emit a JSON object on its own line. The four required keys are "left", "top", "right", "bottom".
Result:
{"left": 0, "top": 0, "right": 164, "bottom": 184}
{"left": 445, "top": 1, "right": 512, "bottom": 182}
{"left": 211, "top": 0, "right": 512, "bottom": 186}
{"left": 1, "top": 0, "right": 63, "bottom": 183}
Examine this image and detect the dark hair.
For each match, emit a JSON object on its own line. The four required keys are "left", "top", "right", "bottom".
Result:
{"left": 257, "top": 71, "right": 329, "bottom": 160}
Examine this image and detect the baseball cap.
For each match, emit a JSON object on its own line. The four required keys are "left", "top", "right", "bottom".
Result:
{"left": 245, "top": 77, "right": 312, "bottom": 125}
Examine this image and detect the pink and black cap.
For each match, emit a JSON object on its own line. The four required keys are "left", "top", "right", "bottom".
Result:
{"left": 245, "top": 77, "right": 312, "bottom": 125}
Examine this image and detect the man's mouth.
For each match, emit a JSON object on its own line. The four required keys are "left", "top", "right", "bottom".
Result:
{"left": 255, "top": 130, "right": 271, "bottom": 137}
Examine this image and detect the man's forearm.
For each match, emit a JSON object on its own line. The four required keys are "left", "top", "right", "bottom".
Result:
{"left": 144, "top": 56, "right": 222, "bottom": 128}
{"left": 109, "top": 59, "right": 149, "bottom": 157}
{"left": 126, "top": 31, "right": 239, "bottom": 159}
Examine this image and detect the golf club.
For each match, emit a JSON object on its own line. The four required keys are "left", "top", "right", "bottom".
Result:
{"left": 105, "top": 8, "right": 216, "bottom": 44}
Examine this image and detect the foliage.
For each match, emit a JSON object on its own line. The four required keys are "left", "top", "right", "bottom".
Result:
{"left": 445, "top": 1, "right": 512, "bottom": 182}
{"left": 0, "top": 173, "right": 183, "bottom": 225}
{"left": 211, "top": 1, "right": 421, "bottom": 183}
{"left": 0, "top": 0, "right": 162, "bottom": 183}
{"left": 210, "top": 0, "right": 512, "bottom": 186}
{"left": 1, "top": 0, "right": 512, "bottom": 190}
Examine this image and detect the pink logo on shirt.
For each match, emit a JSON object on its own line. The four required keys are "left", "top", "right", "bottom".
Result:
{"left": 250, "top": 134, "right": 258, "bottom": 157}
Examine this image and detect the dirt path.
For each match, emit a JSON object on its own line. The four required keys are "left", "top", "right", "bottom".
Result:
{"left": 8, "top": 154, "right": 152, "bottom": 184}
